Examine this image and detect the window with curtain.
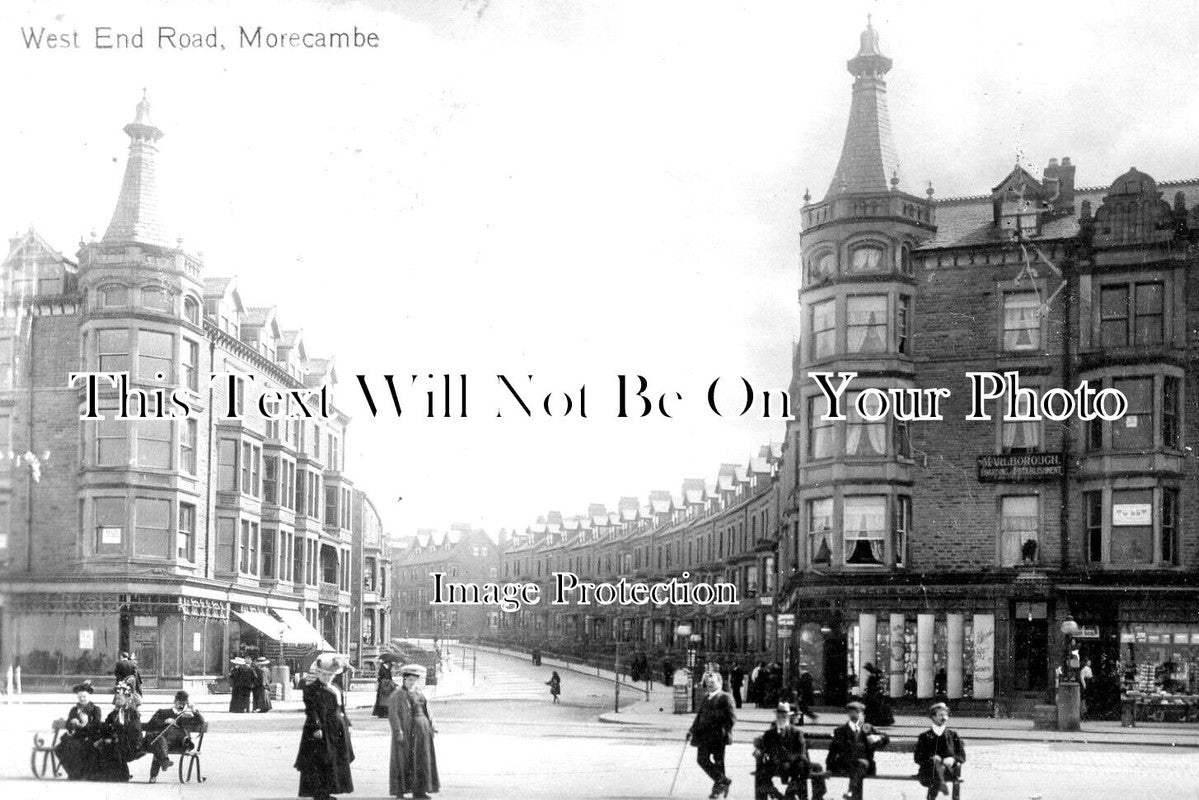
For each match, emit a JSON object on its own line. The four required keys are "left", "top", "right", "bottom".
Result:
{"left": 1003, "top": 292, "right": 1040, "bottom": 350}
{"left": 846, "top": 391, "right": 886, "bottom": 457}
{"left": 843, "top": 496, "right": 886, "bottom": 565}
{"left": 847, "top": 296, "right": 887, "bottom": 353}
{"left": 1000, "top": 496, "right": 1039, "bottom": 566}
{"left": 893, "top": 496, "right": 910, "bottom": 568}
{"left": 1111, "top": 377, "right": 1152, "bottom": 451}
{"left": 1001, "top": 390, "right": 1040, "bottom": 453}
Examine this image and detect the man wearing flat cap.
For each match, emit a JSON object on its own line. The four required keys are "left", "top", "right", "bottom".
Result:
{"left": 389, "top": 663, "right": 439, "bottom": 799}
{"left": 826, "top": 700, "right": 888, "bottom": 800}
{"left": 914, "top": 703, "right": 965, "bottom": 799}
{"left": 753, "top": 702, "right": 826, "bottom": 800}
{"left": 143, "top": 690, "right": 205, "bottom": 782}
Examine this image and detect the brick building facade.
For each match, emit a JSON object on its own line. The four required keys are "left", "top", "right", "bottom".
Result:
{"left": 779, "top": 21, "right": 1199, "bottom": 712}
{"left": 0, "top": 95, "right": 386, "bottom": 687}
{"left": 391, "top": 525, "right": 500, "bottom": 640}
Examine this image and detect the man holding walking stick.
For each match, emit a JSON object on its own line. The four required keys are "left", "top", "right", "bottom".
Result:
{"left": 142, "top": 690, "right": 204, "bottom": 783}
{"left": 685, "top": 672, "right": 736, "bottom": 798}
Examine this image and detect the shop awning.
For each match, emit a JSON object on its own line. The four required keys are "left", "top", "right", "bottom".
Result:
{"left": 276, "top": 609, "right": 335, "bottom": 651}
{"left": 234, "top": 610, "right": 290, "bottom": 641}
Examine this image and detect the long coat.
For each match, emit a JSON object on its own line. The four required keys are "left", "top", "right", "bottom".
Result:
{"left": 295, "top": 680, "right": 355, "bottom": 798}
{"left": 914, "top": 728, "right": 966, "bottom": 787}
{"left": 55, "top": 701, "right": 103, "bottom": 780}
{"left": 229, "top": 664, "right": 255, "bottom": 713}
{"left": 826, "top": 722, "right": 889, "bottom": 776}
{"left": 389, "top": 686, "right": 439, "bottom": 797}
{"left": 688, "top": 691, "right": 736, "bottom": 747}
{"left": 253, "top": 665, "right": 273, "bottom": 712}
{"left": 373, "top": 663, "right": 395, "bottom": 718}
{"left": 90, "top": 706, "right": 143, "bottom": 782}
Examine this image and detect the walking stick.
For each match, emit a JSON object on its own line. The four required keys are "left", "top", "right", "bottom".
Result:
{"left": 668, "top": 736, "right": 690, "bottom": 797}
{"left": 144, "top": 718, "right": 178, "bottom": 749}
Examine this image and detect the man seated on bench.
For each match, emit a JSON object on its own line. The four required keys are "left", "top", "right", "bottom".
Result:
{"left": 753, "top": 702, "right": 827, "bottom": 800}
{"left": 142, "top": 690, "right": 205, "bottom": 783}
{"left": 826, "top": 700, "right": 888, "bottom": 800}
{"left": 914, "top": 702, "right": 965, "bottom": 799}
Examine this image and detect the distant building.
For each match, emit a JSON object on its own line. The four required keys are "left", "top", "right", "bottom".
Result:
{"left": 391, "top": 525, "right": 500, "bottom": 639}
{"left": 351, "top": 489, "right": 392, "bottom": 669}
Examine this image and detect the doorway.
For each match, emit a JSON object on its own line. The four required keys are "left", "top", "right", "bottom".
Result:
{"left": 1012, "top": 601, "right": 1048, "bottom": 692}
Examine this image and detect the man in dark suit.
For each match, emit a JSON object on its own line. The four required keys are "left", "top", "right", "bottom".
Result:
{"left": 143, "top": 690, "right": 205, "bottom": 783}
{"left": 826, "top": 700, "right": 889, "bottom": 800}
{"left": 914, "top": 702, "right": 965, "bottom": 799}
{"left": 686, "top": 672, "right": 736, "bottom": 798}
{"left": 753, "top": 702, "right": 827, "bottom": 800}
{"left": 730, "top": 663, "right": 745, "bottom": 709}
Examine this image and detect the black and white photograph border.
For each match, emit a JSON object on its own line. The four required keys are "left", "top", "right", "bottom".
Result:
{"left": 1, "top": 1, "right": 1198, "bottom": 798}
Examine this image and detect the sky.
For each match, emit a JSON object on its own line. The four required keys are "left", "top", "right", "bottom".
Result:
{"left": 2, "top": 0, "right": 1197, "bottom": 541}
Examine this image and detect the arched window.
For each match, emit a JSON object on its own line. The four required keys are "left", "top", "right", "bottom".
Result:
{"left": 141, "top": 286, "right": 170, "bottom": 312}
{"left": 807, "top": 251, "right": 837, "bottom": 284}
{"left": 850, "top": 244, "right": 886, "bottom": 272}
{"left": 183, "top": 296, "right": 200, "bottom": 325}
{"left": 900, "top": 244, "right": 913, "bottom": 274}
{"left": 99, "top": 285, "right": 128, "bottom": 308}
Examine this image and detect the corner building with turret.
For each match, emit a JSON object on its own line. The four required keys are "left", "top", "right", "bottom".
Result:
{"left": 780, "top": 22, "right": 1199, "bottom": 715}
{"left": 0, "top": 96, "right": 387, "bottom": 688}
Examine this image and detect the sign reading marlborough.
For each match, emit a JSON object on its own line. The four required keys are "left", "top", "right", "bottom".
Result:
{"left": 976, "top": 452, "right": 1064, "bottom": 482}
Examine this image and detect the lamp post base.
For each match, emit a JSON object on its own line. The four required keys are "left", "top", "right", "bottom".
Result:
{"left": 1056, "top": 681, "right": 1081, "bottom": 731}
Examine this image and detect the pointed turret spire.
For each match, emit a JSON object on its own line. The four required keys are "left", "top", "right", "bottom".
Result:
{"left": 102, "top": 90, "right": 170, "bottom": 248}
{"left": 825, "top": 19, "right": 901, "bottom": 198}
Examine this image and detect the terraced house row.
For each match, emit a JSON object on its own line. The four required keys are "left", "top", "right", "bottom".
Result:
{"left": 0, "top": 95, "right": 391, "bottom": 687}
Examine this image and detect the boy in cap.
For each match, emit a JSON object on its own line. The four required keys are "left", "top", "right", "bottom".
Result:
{"left": 143, "top": 690, "right": 205, "bottom": 782}
{"left": 753, "top": 701, "right": 826, "bottom": 800}
{"left": 914, "top": 702, "right": 965, "bottom": 799}
{"left": 826, "top": 700, "right": 888, "bottom": 800}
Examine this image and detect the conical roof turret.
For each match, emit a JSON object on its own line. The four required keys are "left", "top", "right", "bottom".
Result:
{"left": 102, "top": 91, "right": 170, "bottom": 248}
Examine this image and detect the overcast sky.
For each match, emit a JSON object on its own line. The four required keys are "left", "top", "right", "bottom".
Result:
{"left": 2, "top": 0, "right": 1197, "bottom": 541}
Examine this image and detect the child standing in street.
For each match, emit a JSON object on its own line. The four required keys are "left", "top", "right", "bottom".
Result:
{"left": 546, "top": 671, "right": 561, "bottom": 703}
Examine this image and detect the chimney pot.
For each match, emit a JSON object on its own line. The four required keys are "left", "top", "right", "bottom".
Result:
{"left": 1047, "top": 158, "right": 1060, "bottom": 168}
{"left": 1061, "top": 157, "right": 1072, "bottom": 166}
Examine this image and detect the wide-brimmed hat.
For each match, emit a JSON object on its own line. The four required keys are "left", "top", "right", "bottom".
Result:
{"left": 254, "top": 657, "right": 270, "bottom": 665}
{"left": 230, "top": 657, "right": 248, "bottom": 666}
{"left": 399, "top": 663, "right": 427, "bottom": 679}
{"left": 72, "top": 680, "right": 94, "bottom": 694}
{"left": 311, "top": 653, "right": 344, "bottom": 676}
{"left": 846, "top": 700, "right": 866, "bottom": 711}
{"left": 929, "top": 702, "right": 950, "bottom": 716}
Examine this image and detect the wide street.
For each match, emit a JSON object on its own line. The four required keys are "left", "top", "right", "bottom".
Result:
{"left": 1, "top": 649, "right": 1196, "bottom": 800}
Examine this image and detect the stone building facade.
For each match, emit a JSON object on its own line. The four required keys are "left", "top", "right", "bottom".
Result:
{"left": 0, "top": 95, "right": 384, "bottom": 687}
{"left": 391, "top": 525, "right": 501, "bottom": 640}
{"left": 351, "top": 488, "right": 392, "bottom": 670}
{"left": 779, "top": 21, "right": 1199, "bottom": 712}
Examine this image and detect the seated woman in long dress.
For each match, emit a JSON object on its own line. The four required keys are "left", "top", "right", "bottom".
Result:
{"left": 54, "top": 680, "right": 104, "bottom": 780}
{"left": 90, "top": 683, "right": 143, "bottom": 782}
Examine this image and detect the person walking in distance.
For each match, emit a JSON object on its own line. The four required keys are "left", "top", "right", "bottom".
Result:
{"left": 546, "top": 671, "right": 562, "bottom": 704}
{"left": 686, "top": 672, "right": 736, "bottom": 798}
{"left": 826, "top": 700, "right": 888, "bottom": 800}
{"left": 914, "top": 703, "right": 965, "bottom": 799}
{"left": 730, "top": 662, "right": 745, "bottom": 709}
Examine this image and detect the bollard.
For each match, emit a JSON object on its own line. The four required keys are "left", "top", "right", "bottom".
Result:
{"left": 15, "top": 665, "right": 21, "bottom": 695}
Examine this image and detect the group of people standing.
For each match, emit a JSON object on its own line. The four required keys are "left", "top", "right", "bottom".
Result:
{"left": 54, "top": 680, "right": 204, "bottom": 783}
{"left": 297, "top": 652, "right": 439, "bottom": 800}
{"left": 228, "top": 655, "right": 274, "bottom": 713}
{"left": 687, "top": 670, "right": 966, "bottom": 800}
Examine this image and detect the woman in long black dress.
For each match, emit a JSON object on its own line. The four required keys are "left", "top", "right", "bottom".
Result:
{"left": 296, "top": 653, "right": 355, "bottom": 800}
{"left": 374, "top": 655, "right": 396, "bottom": 718}
{"left": 55, "top": 680, "right": 104, "bottom": 780}
{"left": 253, "top": 657, "right": 274, "bottom": 712}
{"left": 90, "top": 683, "right": 143, "bottom": 782}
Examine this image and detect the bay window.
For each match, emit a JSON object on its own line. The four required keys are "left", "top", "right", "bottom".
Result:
{"left": 847, "top": 296, "right": 887, "bottom": 353}
{"left": 843, "top": 496, "right": 886, "bottom": 566}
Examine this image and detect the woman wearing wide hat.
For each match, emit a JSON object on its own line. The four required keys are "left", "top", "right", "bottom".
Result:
{"left": 253, "top": 657, "right": 274, "bottom": 712}
{"left": 295, "top": 653, "right": 355, "bottom": 800}
{"left": 389, "top": 663, "right": 439, "bottom": 799}
{"left": 863, "top": 663, "right": 894, "bottom": 727}
{"left": 374, "top": 654, "right": 397, "bottom": 718}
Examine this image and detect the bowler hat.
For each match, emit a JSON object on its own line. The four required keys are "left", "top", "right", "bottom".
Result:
{"left": 775, "top": 702, "right": 792, "bottom": 715}
{"left": 846, "top": 700, "right": 866, "bottom": 711}
{"left": 174, "top": 690, "right": 190, "bottom": 702}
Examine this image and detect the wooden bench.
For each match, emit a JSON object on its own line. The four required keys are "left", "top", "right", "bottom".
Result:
{"left": 30, "top": 719, "right": 65, "bottom": 779}
{"left": 175, "top": 720, "right": 208, "bottom": 783}
{"left": 756, "top": 731, "right": 963, "bottom": 800}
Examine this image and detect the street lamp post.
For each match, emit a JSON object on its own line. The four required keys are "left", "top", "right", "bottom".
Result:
{"left": 1056, "top": 614, "right": 1082, "bottom": 731}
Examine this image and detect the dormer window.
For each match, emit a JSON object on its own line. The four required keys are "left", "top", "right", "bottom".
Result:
{"left": 1000, "top": 197, "right": 1039, "bottom": 234}
{"left": 850, "top": 245, "right": 884, "bottom": 272}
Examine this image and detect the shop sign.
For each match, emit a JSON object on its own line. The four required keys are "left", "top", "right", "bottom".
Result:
{"left": 1112, "top": 504, "right": 1151, "bottom": 526}
{"left": 133, "top": 615, "right": 157, "bottom": 627}
{"left": 758, "top": 596, "right": 774, "bottom": 606}
{"left": 977, "top": 452, "right": 1063, "bottom": 482}
{"left": 1076, "top": 625, "right": 1100, "bottom": 639}
{"left": 776, "top": 614, "right": 796, "bottom": 626}
{"left": 79, "top": 629, "right": 94, "bottom": 649}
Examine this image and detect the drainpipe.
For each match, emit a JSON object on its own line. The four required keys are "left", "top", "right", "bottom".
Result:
{"left": 25, "top": 315, "right": 35, "bottom": 574}
{"left": 205, "top": 336, "right": 216, "bottom": 578}
{"left": 1059, "top": 248, "right": 1073, "bottom": 573}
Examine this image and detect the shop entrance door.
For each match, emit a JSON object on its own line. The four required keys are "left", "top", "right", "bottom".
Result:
{"left": 1013, "top": 601, "right": 1048, "bottom": 692}
{"left": 823, "top": 631, "right": 848, "bottom": 705}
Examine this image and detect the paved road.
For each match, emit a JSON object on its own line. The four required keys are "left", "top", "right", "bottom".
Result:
{"left": 1, "top": 650, "right": 1196, "bottom": 799}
